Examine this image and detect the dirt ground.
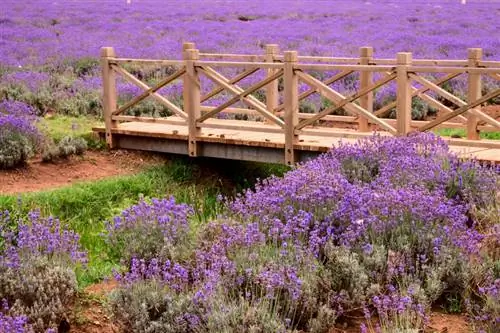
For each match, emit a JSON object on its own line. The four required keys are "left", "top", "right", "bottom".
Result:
{"left": 0, "top": 150, "right": 164, "bottom": 195}
{"left": 70, "top": 280, "right": 119, "bottom": 333}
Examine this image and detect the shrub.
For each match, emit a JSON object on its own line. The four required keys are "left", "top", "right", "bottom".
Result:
{"left": 41, "top": 136, "right": 88, "bottom": 162}
{"left": 0, "top": 210, "right": 87, "bottom": 332}
{"left": 105, "top": 197, "right": 194, "bottom": 263}
{"left": 108, "top": 133, "right": 499, "bottom": 332}
{"left": 0, "top": 100, "right": 42, "bottom": 168}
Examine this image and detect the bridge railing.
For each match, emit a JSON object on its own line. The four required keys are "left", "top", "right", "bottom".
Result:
{"left": 101, "top": 42, "right": 500, "bottom": 165}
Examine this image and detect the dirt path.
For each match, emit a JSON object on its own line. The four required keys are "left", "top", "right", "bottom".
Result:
{"left": 0, "top": 150, "right": 163, "bottom": 195}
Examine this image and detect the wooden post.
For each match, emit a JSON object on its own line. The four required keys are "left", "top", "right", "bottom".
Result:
{"left": 265, "top": 44, "right": 279, "bottom": 123}
{"left": 283, "top": 51, "right": 299, "bottom": 165}
{"left": 183, "top": 42, "right": 196, "bottom": 52}
{"left": 359, "top": 47, "right": 373, "bottom": 132}
{"left": 396, "top": 52, "right": 412, "bottom": 135}
{"left": 100, "top": 47, "right": 118, "bottom": 148}
{"left": 467, "top": 48, "right": 482, "bottom": 140}
{"left": 183, "top": 48, "right": 201, "bottom": 157}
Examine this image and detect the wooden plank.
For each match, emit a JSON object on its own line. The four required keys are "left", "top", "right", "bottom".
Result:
{"left": 200, "top": 106, "right": 260, "bottom": 116}
{"left": 113, "top": 68, "right": 186, "bottom": 115}
{"left": 197, "top": 121, "right": 284, "bottom": 134}
{"left": 113, "top": 58, "right": 185, "bottom": 66}
{"left": 295, "top": 70, "right": 397, "bottom": 134}
{"left": 101, "top": 47, "right": 118, "bottom": 148}
{"left": 408, "top": 66, "right": 499, "bottom": 74}
{"left": 201, "top": 67, "right": 259, "bottom": 102}
{"left": 198, "top": 53, "right": 266, "bottom": 61}
{"left": 112, "top": 115, "right": 186, "bottom": 126}
{"left": 195, "top": 60, "right": 283, "bottom": 69}
{"left": 296, "top": 64, "right": 394, "bottom": 72}
{"left": 479, "top": 60, "right": 500, "bottom": 68}
{"left": 93, "top": 121, "right": 500, "bottom": 163}
{"left": 197, "top": 69, "right": 284, "bottom": 122}
{"left": 418, "top": 88, "right": 500, "bottom": 132}
{"left": 198, "top": 66, "right": 285, "bottom": 127}
{"left": 374, "top": 59, "right": 468, "bottom": 66}
{"left": 396, "top": 52, "right": 412, "bottom": 135}
{"left": 411, "top": 59, "right": 468, "bottom": 66}
{"left": 112, "top": 64, "right": 188, "bottom": 119}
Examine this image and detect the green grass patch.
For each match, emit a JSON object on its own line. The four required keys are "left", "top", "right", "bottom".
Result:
{"left": 0, "top": 157, "right": 288, "bottom": 287}
{"left": 436, "top": 128, "right": 500, "bottom": 140}
{"left": 38, "top": 115, "right": 104, "bottom": 148}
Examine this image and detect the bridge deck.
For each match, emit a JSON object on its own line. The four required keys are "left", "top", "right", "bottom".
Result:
{"left": 93, "top": 119, "right": 500, "bottom": 164}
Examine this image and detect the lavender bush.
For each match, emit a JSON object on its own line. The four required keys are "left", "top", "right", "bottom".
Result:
{"left": 0, "top": 100, "right": 42, "bottom": 169}
{"left": 0, "top": 210, "right": 87, "bottom": 332}
{"left": 105, "top": 197, "right": 194, "bottom": 263}
{"left": 107, "top": 133, "right": 499, "bottom": 332}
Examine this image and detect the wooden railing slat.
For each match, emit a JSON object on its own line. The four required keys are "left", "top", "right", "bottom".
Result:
{"left": 374, "top": 72, "right": 462, "bottom": 117}
{"left": 198, "top": 66, "right": 285, "bottom": 127}
{"left": 198, "top": 69, "right": 284, "bottom": 122}
{"left": 113, "top": 67, "right": 186, "bottom": 116}
{"left": 275, "top": 70, "right": 354, "bottom": 112}
{"left": 201, "top": 67, "right": 259, "bottom": 102}
{"left": 112, "top": 64, "right": 188, "bottom": 119}
{"left": 418, "top": 88, "right": 500, "bottom": 132}
{"left": 295, "top": 71, "right": 397, "bottom": 134}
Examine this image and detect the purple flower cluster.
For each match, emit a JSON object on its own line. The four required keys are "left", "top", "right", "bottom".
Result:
{"left": 110, "top": 133, "right": 498, "bottom": 331}
{"left": 0, "top": 312, "right": 32, "bottom": 333}
{"left": 0, "top": 210, "right": 87, "bottom": 268}
{"left": 105, "top": 197, "right": 194, "bottom": 262}
{"left": 0, "top": 100, "right": 40, "bottom": 140}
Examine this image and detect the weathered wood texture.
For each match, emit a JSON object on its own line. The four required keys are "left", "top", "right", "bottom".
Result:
{"left": 97, "top": 44, "right": 500, "bottom": 164}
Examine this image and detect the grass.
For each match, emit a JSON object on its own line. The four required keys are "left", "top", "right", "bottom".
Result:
{"left": 435, "top": 128, "right": 500, "bottom": 140}
{"left": 37, "top": 115, "right": 104, "bottom": 148}
{"left": 0, "top": 157, "right": 288, "bottom": 287}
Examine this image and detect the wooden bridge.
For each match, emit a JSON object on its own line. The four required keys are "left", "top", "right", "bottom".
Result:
{"left": 93, "top": 43, "right": 500, "bottom": 164}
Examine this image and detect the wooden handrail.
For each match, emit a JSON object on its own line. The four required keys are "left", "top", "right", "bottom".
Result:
{"left": 100, "top": 44, "right": 499, "bottom": 156}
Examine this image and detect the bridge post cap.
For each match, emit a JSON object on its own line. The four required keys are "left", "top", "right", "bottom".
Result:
{"left": 100, "top": 47, "right": 116, "bottom": 57}
{"left": 360, "top": 46, "right": 373, "bottom": 57}
{"left": 467, "top": 48, "right": 482, "bottom": 59}
{"left": 284, "top": 51, "right": 298, "bottom": 62}
{"left": 183, "top": 42, "right": 196, "bottom": 51}
{"left": 265, "top": 44, "right": 280, "bottom": 54}
{"left": 396, "top": 52, "right": 412, "bottom": 64}
{"left": 184, "top": 48, "right": 200, "bottom": 60}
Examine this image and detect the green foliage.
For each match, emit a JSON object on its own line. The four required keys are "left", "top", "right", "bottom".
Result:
{"left": 42, "top": 136, "right": 88, "bottom": 162}
{"left": 0, "top": 132, "right": 34, "bottom": 169}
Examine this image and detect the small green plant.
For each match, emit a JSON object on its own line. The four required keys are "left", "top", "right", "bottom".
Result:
{"left": 42, "top": 136, "right": 88, "bottom": 162}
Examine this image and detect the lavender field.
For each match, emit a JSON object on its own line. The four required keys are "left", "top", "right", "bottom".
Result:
{"left": 1, "top": 0, "right": 500, "bottom": 118}
{"left": 1, "top": 1, "right": 500, "bottom": 333}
